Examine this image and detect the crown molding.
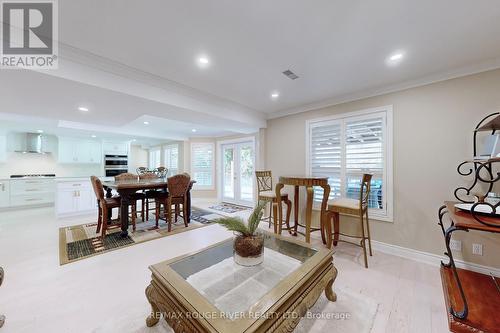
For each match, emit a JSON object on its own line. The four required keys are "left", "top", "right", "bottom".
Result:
{"left": 268, "top": 57, "right": 500, "bottom": 119}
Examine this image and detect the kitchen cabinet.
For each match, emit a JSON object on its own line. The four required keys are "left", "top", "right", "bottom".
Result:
{"left": 103, "top": 142, "right": 128, "bottom": 155}
{"left": 10, "top": 178, "right": 55, "bottom": 207}
{"left": 58, "top": 138, "right": 102, "bottom": 164}
{"left": 0, "top": 181, "right": 9, "bottom": 208}
{"left": 55, "top": 180, "right": 96, "bottom": 217}
{"left": 0, "top": 136, "right": 6, "bottom": 162}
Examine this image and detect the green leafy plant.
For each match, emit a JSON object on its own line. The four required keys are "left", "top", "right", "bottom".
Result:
{"left": 215, "top": 201, "right": 267, "bottom": 237}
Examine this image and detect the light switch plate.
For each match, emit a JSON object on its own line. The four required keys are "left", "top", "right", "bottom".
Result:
{"left": 472, "top": 243, "right": 483, "bottom": 256}
{"left": 450, "top": 240, "right": 462, "bottom": 252}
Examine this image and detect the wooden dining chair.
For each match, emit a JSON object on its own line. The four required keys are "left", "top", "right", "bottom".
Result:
{"left": 155, "top": 166, "right": 168, "bottom": 178}
{"left": 324, "top": 174, "right": 373, "bottom": 268}
{"left": 90, "top": 176, "right": 137, "bottom": 239}
{"left": 139, "top": 172, "right": 161, "bottom": 221}
{"left": 255, "top": 171, "right": 292, "bottom": 234}
{"left": 155, "top": 174, "right": 191, "bottom": 231}
{"left": 114, "top": 173, "right": 145, "bottom": 223}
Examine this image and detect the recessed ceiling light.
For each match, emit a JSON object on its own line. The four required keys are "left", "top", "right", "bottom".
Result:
{"left": 132, "top": 139, "right": 137, "bottom": 142}
{"left": 91, "top": 135, "right": 96, "bottom": 138}
{"left": 386, "top": 51, "right": 405, "bottom": 66}
{"left": 78, "top": 106, "right": 89, "bottom": 112}
{"left": 36, "top": 129, "right": 43, "bottom": 133}
{"left": 192, "top": 129, "right": 197, "bottom": 133}
{"left": 271, "top": 92, "right": 280, "bottom": 99}
{"left": 143, "top": 121, "right": 149, "bottom": 125}
{"left": 197, "top": 55, "right": 210, "bottom": 68}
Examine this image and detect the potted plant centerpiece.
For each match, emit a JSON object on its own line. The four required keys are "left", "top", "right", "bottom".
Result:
{"left": 215, "top": 202, "right": 266, "bottom": 266}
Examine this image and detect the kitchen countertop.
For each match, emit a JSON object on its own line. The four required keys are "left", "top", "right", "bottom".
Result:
{"left": 0, "top": 176, "right": 111, "bottom": 181}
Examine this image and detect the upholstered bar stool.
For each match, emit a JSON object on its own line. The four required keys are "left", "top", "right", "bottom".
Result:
{"left": 324, "top": 174, "right": 373, "bottom": 268}
{"left": 255, "top": 171, "right": 292, "bottom": 234}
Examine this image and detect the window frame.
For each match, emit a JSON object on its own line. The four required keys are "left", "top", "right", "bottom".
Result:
{"left": 190, "top": 142, "right": 215, "bottom": 190}
{"left": 305, "top": 105, "right": 394, "bottom": 222}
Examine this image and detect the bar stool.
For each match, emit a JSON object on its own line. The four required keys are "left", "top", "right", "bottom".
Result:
{"left": 324, "top": 174, "right": 373, "bottom": 268}
{"left": 255, "top": 171, "right": 292, "bottom": 234}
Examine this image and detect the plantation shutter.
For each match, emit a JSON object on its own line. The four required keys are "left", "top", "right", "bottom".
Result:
{"left": 164, "top": 144, "right": 179, "bottom": 176}
{"left": 310, "top": 121, "right": 342, "bottom": 201}
{"left": 191, "top": 143, "right": 214, "bottom": 188}
{"left": 345, "top": 116, "right": 385, "bottom": 212}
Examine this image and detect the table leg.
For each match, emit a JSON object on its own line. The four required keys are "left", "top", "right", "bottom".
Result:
{"left": 275, "top": 183, "right": 284, "bottom": 235}
{"left": 293, "top": 185, "right": 299, "bottom": 236}
{"left": 305, "top": 186, "right": 314, "bottom": 243}
{"left": 119, "top": 190, "right": 131, "bottom": 238}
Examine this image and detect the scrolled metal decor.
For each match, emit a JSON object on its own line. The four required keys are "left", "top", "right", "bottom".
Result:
{"left": 439, "top": 112, "right": 500, "bottom": 322}
{"left": 470, "top": 201, "right": 500, "bottom": 228}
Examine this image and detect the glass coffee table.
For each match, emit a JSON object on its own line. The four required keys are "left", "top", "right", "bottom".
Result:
{"left": 145, "top": 231, "right": 337, "bottom": 332}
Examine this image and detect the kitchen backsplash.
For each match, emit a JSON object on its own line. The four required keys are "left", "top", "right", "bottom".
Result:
{"left": 0, "top": 152, "right": 103, "bottom": 178}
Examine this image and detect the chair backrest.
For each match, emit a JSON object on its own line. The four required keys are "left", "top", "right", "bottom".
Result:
{"left": 359, "top": 174, "right": 373, "bottom": 211}
{"left": 155, "top": 166, "right": 168, "bottom": 178}
{"left": 114, "top": 173, "right": 138, "bottom": 181}
{"left": 136, "top": 167, "right": 148, "bottom": 175}
{"left": 139, "top": 172, "right": 158, "bottom": 180}
{"left": 167, "top": 174, "right": 191, "bottom": 198}
{"left": 255, "top": 170, "right": 273, "bottom": 193}
{"left": 90, "top": 176, "right": 105, "bottom": 201}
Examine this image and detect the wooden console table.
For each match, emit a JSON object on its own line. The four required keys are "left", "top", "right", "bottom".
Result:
{"left": 438, "top": 201, "right": 500, "bottom": 333}
{"left": 275, "top": 176, "right": 330, "bottom": 243}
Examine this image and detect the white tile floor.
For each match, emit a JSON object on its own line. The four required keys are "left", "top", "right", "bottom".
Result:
{"left": 0, "top": 199, "right": 450, "bottom": 333}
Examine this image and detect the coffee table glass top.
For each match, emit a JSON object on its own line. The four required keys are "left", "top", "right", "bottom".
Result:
{"left": 169, "top": 232, "right": 317, "bottom": 316}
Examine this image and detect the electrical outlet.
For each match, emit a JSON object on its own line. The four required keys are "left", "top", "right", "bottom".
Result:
{"left": 472, "top": 243, "right": 483, "bottom": 256}
{"left": 450, "top": 240, "right": 462, "bottom": 252}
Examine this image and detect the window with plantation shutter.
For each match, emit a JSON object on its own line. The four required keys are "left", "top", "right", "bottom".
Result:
{"left": 191, "top": 142, "right": 215, "bottom": 189}
{"left": 149, "top": 148, "right": 161, "bottom": 169}
{"left": 164, "top": 144, "right": 179, "bottom": 177}
{"left": 307, "top": 107, "right": 393, "bottom": 221}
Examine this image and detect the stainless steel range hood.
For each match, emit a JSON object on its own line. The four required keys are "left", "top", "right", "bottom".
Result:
{"left": 15, "top": 133, "right": 48, "bottom": 154}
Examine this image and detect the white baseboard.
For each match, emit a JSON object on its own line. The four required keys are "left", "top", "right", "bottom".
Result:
{"left": 371, "top": 240, "right": 500, "bottom": 277}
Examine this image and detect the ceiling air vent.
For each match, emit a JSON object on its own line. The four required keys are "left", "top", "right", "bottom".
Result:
{"left": 282, "top": 69, "right": 299, "bottom": 80}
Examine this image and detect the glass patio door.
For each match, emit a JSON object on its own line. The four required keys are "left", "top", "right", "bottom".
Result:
{"left": 221, "top": 141, "right": 254, "bottom": 206}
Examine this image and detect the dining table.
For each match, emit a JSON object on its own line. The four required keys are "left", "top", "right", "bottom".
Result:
{"left": 275, "top": 176, "right": 330, "bottom": 244}
{"left": 102, "top": 178, "right": 196, "bottom": 237}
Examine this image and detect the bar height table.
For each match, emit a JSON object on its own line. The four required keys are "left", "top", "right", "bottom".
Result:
{"left": 275, "top": 176, "right": 330, "bottom": 243}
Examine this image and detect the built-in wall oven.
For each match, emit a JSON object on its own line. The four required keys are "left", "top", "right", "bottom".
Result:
{"left": 104, "top": 155, "right": 128, "bottom": 177}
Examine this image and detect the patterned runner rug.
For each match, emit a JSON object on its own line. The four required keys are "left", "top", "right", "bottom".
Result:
{"left": 208, "top": 202, "right": 250, "bottom": 213}
{"left": 59, "top": 207, "right": 223, "bottom": 265}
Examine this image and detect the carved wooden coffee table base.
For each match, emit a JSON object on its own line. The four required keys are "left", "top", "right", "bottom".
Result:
{"left": 145, "top": 254, "right": 337, "bottom": 333}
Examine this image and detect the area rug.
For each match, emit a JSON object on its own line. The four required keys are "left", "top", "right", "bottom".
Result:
{"left": 59, "top": 207, "right": 223, "bottom": 265}
{"left": 208, "top": 202, "right": 250, "bottom": 213}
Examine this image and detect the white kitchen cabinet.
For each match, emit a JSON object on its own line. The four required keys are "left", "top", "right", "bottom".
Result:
{"left": 0, "top": 135, "right": 7, "bottom": 162}
{"left": 58, "top": 138, "right": 102, "bottom": 164}
{"left": 9, "top": 178, "right": 55, "bottom": 207}
{"left": 103, "top": 142, "right": 128, "bottom": 155}
{"left": 55, "top": 180, "right": 97, "bottom": 217}
{"left": 0, "top": 180, "right": 10, "bottom": 208}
